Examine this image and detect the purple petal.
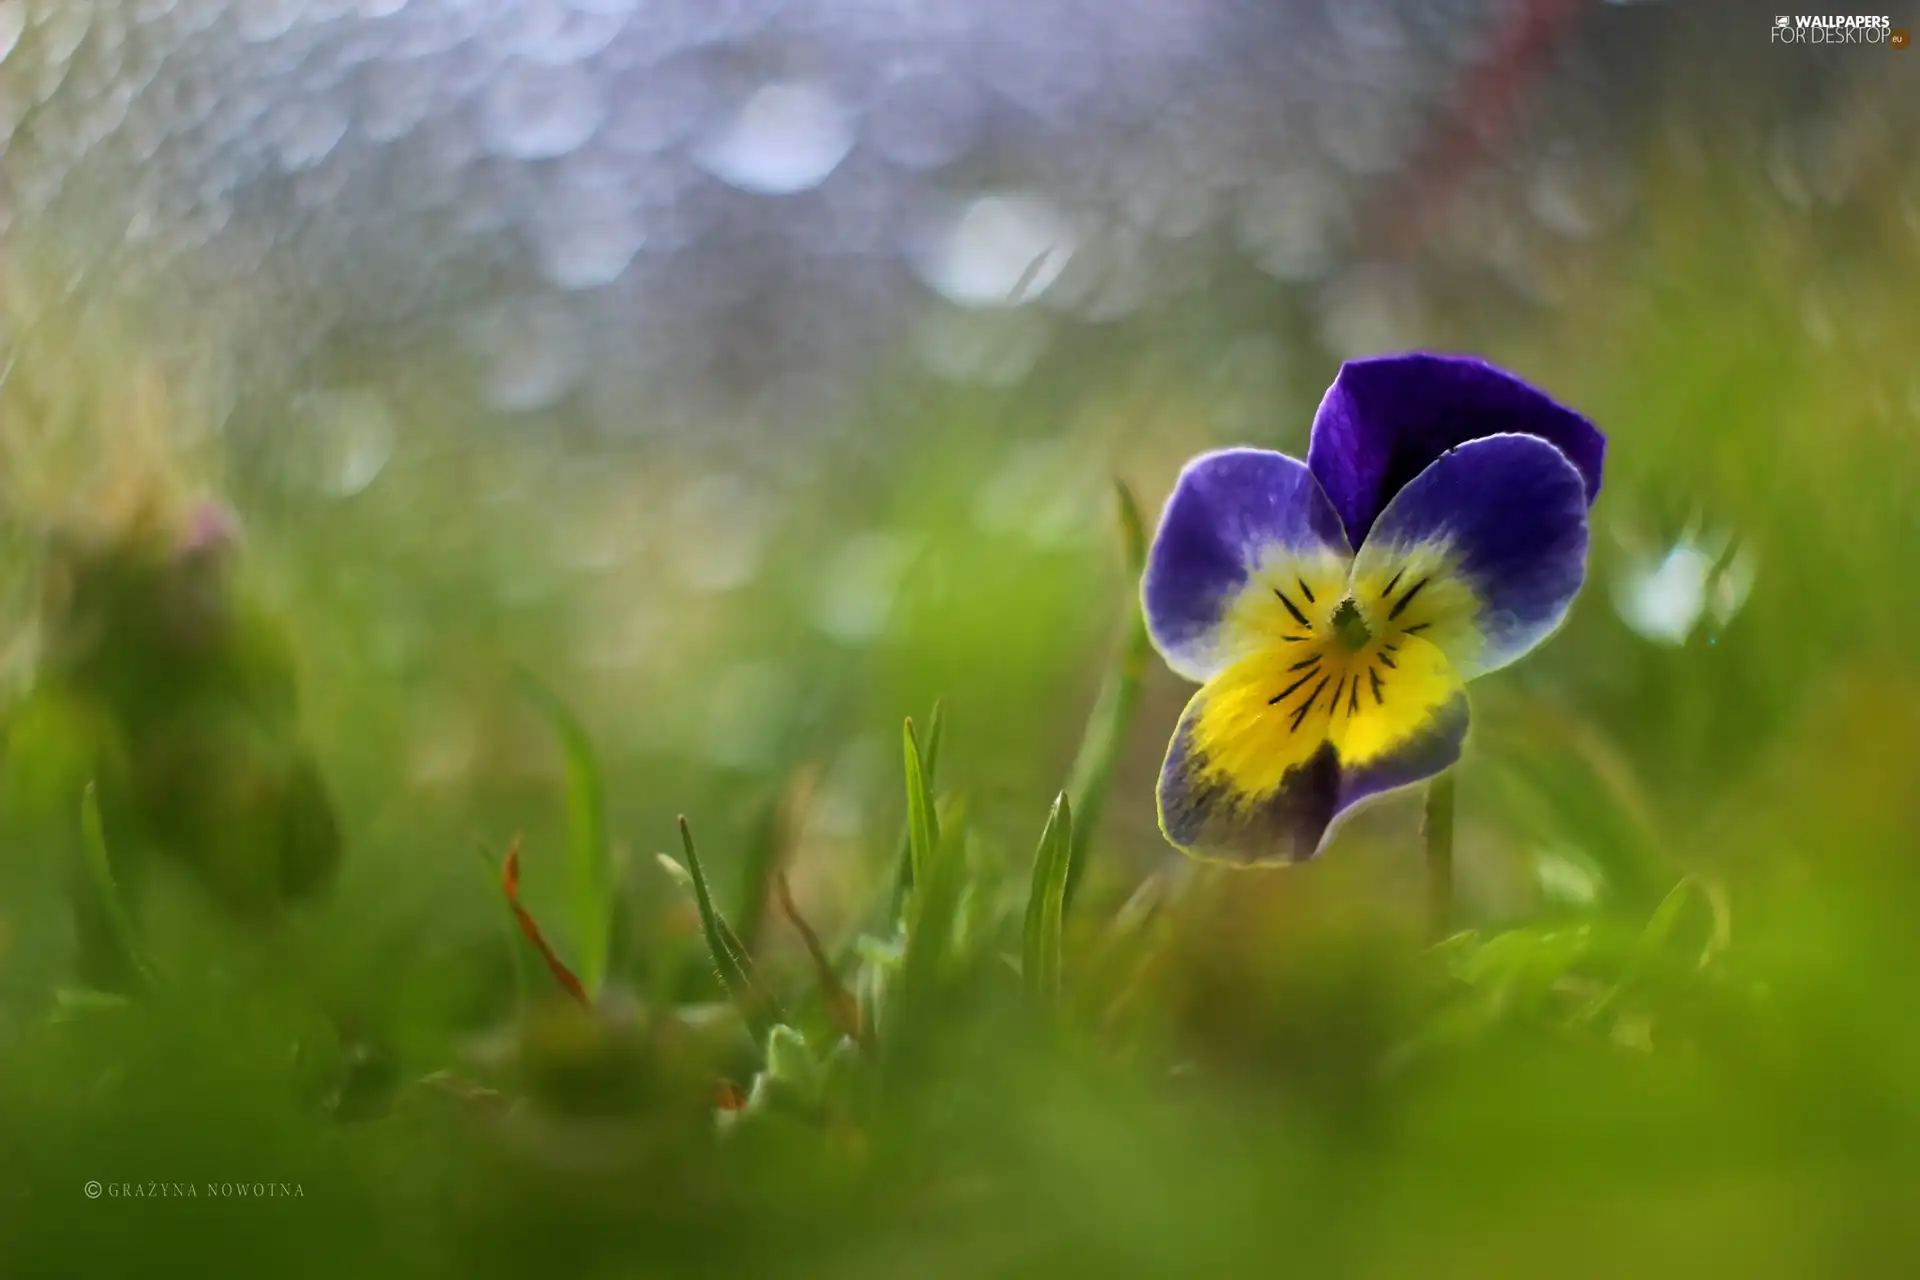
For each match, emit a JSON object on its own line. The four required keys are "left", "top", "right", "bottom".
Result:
{"left": 1142, "top": 449, "right": 1351, "bottom": 682}
{"left": 1353, "top": 434, "right": 1591, "bottom": 679}
{"left": 1307, "top": 353, "right": 1605, "bottom": 547}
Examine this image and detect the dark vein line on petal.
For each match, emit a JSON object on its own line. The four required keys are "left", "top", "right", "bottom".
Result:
{"left": 1369, "top": 667, "right": 1385, "bottom": 706}
{"left": 1297, "top": 578, "right": 1315, "bottom": 604}
{"left": 1289, "top": 677, "right": 1329, "bottom": 731}
{"left": 1269, "top": 671, "right": 1318, "bottom": 706}
{"left": 1289, "top": 655, "right": 1321, "bottom": 671}
{"left": 1388, "top": 577, "right": 1429, "bottom": 621}
{"left": 1383, "top": 568, "right": 1405, "bottom": 597}
{"left": 1377, "top": 651, "right": 1398, "bottom": 670}
{"left": 1402, "top": 622, "right": 1431, "bottom": 635}
{"left": 1274, "top": 587, "right": 1310, "bottom": 628}
{"left": 1329, "top": 675, "right": 1346, "bottom": 719}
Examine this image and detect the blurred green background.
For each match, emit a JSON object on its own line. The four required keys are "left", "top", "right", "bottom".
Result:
{"left": 1, "top": 1, "right": 1919, "bottom": 1275}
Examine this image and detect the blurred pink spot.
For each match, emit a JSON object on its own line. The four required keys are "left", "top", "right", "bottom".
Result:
{"left": 177, "top": 501, "right": 242, "bottom": 558}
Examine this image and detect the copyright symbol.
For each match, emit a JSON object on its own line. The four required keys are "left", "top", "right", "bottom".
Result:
{"left": 83, "top": 1181, "right": 101, "bottom": 1199}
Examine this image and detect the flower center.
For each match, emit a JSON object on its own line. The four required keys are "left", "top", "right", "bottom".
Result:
{"left": 1329, "top": 596, "right": 1371, "bottom": 652}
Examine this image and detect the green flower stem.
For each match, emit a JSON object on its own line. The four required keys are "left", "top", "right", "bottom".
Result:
{"left": 1424, "top": 770, "right": 1456, "bottom": 942}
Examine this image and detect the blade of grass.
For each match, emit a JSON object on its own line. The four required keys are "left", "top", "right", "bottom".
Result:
{"left": 678, "top": 815, "right": 785, "bottom": 1040}
{"left": 888, "top": 796, "right": 969, "bottom": 1074}
{"left": 887, "top": 703, "right": 944, "bottom": 920}
{"left": 902, "top": 716, "right": 942, "bottom": 898}
{"left": 514, "top": 667, "right": 613, "bottom": 998}
{"left": 1022, "top": 792, "right": 1074, "bottom": 1002}
{"left": 658, "top": 847, "right": 756, "bottom": 987}
{"left": 1062, "top": 480, "right": 1150, "bottom": 909}
{"left": 78, "top": 782, "right": 155, "bottom": 992}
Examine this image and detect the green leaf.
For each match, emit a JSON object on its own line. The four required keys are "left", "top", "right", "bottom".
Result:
{"left": 678, "top": 815, "right": 785, "bottom": 1041}
{"left": 1022, "top": 792, "right": 1074, "bottom": 1002}
{"left": 514, "top": 668, "right": 612, "bottom": 998}
{"left": 79, "top": 782, "right": 156, "bottom": 992}
{"left": 862, "top": 702, "right": 943, "bottom": 953}
{"left": 1453, "top": 925, "right": 1595, "bottom": 1018}
{"left": 1062, "top": 480, "right": 1150, "bottom": 908}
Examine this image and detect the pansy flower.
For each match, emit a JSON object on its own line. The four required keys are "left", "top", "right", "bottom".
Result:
{"left": 1144, "top": 353, "right": 1605, "bottom": 863}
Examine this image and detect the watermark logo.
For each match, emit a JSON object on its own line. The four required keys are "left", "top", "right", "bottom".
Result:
{"left": 85, "top": 1179, "right": 306, "bottom": 1199}
{"left": 1771, "top": 15, "right": 1902, "bottom": 45}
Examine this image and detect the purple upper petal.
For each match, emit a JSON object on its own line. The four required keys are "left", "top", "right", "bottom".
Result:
{"left": 1307, "top": 353, "right": 1606, "bottom": 547}
{"left": 1353, "top": 434, "right": 1592, "bottom": 678}
{"left": 1142, "top": 448, "right": 1351, "bottom": 682}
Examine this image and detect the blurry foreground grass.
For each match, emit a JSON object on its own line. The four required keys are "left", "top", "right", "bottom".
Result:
{"left": 1, "top": 138, "right": 1919, "bottom": 1279}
